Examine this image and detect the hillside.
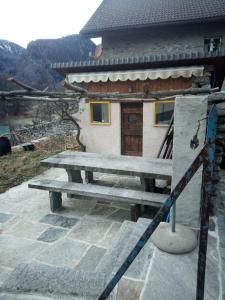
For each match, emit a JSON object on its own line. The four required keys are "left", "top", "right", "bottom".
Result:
{"left": 0, "top": 40, "right": 25, "bottom": 90}
{"left": 0, "top": 35, "right": 95, "bottom": 91}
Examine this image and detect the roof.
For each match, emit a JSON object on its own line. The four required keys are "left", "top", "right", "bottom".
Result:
{"left": 52, "top": 50, "right": 225, "bottom": 75}
{"left": 81, "top": 0, "right": 225, "bottom": 36}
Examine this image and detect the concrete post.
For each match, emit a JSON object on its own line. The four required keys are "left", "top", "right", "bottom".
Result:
{"left": 172, "top": 96, "right": 208, "bottom": 228}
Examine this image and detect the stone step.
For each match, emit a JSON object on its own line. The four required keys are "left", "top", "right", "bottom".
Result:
{"left": 0, "top": 263, "right": 115, "bottom": 299}
{"left": 140, "top": 233, "right": 220, "bottom": 300}
{"left": 111, "top": 218, "right": 154, "bottom": 280}
{"left": 96, "top": 220, "right": 135, "bottom": 276}
{"left": 0, "top": 292, "right": 87, "bottom": 300}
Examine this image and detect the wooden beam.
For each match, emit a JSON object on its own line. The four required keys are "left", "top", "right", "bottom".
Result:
{"left": 62, "top": 80, "right": 88, "bottom": 94}
{"left": 208, "top": 92, "right": 225, "bottom": 103}
{"left": 1, "top": 96, "right": 80, "bottom": 102}
{"left": 85, "top": 87, "right": 219, "bottom": 99}
{"left": 0, "top": 90, "right": 80, "bottom": 98}
{"left": 0, "top": 79, "right": 219, "bottom": 104}
{"left": 8, "top": 77, "right": 38, "bottom": 92}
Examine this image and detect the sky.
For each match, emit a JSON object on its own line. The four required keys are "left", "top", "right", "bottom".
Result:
{"left": 0, "top": 0, "right": 103, "bottom": 48}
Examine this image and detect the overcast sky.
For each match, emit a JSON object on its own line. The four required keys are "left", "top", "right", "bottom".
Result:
{"left": 0, "top": 0, "right": 103, "bottom": 48}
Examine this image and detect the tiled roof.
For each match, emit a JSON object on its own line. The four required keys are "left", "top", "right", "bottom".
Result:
{"left": 81, "top": 0, "right": 225, "bottom": 36}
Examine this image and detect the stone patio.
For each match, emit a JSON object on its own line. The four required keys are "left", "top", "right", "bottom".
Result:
{"left": 0, "top": 168, "right": 223, "bottom": 299}
{"left": 0, "top": 168, "right": 145, "bottom": 299}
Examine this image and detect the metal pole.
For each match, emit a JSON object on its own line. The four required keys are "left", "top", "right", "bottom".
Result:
{"left": 196, "top": 105, "right": 217, "bottom": 300}
{"left": 172, "top": 203, "right": 176, "bottom": 232}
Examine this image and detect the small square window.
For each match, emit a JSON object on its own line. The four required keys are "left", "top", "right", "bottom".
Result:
{"left": 154, "top": 101, "right": 174, "bottom": 125}
{"left": 204, "top": 37, "right": 222, "bottom": 53}
{"left": 90, "top": 102, "right": 110, "bottom": 125}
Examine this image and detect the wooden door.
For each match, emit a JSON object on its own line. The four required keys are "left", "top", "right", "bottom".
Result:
{"left": 121, "top": 103, "right": 143, "bottom": 156}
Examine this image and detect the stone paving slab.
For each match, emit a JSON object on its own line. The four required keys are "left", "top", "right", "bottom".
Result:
{"left": 0, "top": 213, "right": 13, "bottom": 223}
{"left": 98, "top": 222, "right": 121, "bottom": 248}
{"left": 39, "top": 214, "right": 79, "bottom": 229}
{"left": 37, "top": 228, "right": 68, "bottom": 243}
{"left": 89, "top": 204, "right": 117, "bottom": 217}
{"left": 0, "top": 215, "right": 21, "bottom": 234}
{"left": 37, "top": 238, "right": 89, "bottom": 268}
{"left": 116, "top": 278, "right": 144, "bottom": 300}
{"left": 76, "top": 246, "right": 106, "bottom": 272}
{"left": 56, "top": 198, "right": 97, "bottom": 218}
{"left": 108, "top": 209, "right": 131, "bottom": 222}
{"left": 0, "top": 235, "right": 48, "bottom": 268}
{"left": 69, "top": 216, "right": 112, "bottom": 244}
{"left": 5, "top": 220, "right": 50, "bottom": 240}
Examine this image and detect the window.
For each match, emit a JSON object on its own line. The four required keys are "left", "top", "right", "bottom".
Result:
{"left": 204, "top": 37, "right": 222, "bottom": 53}
{"left": 90, "top": 101, "right": 110, "bottom": 125}
{"left": 154, "top": 101, "right": 175, "bottom": 126}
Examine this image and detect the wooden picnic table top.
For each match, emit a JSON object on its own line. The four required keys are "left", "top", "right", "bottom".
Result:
{"left": 41, "top": 151, "right": 172, "bottom": 180}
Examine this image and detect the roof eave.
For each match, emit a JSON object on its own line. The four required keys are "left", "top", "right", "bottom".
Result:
{"left": 51, "top": 51, "right": 225, "bottom": 76}
{"left": 80, "top": 16, "right": 225, "bottom": 38}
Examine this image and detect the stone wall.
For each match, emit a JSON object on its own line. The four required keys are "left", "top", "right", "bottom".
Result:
{"left": 216, "top": 171, "right": 225, "bottom": 300}
{"left": 11, "top": 120, "right": 77, "bottom": 145}
{"left": 102, "top": 23, "right": 225, "bottom": 59}
{"left": 212, "top": 102, "right": 225, "bottom": 299}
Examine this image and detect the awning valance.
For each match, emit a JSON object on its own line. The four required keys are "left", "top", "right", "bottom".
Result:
{"left": 68, "top": 66, "right": 204, "bottom": 83}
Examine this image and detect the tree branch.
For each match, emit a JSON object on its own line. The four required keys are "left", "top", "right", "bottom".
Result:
{"left": 53, "top": 101, "right": 86, "bottom": 152}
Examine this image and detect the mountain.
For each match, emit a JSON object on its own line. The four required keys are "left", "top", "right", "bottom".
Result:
{"left": 0, "top": 40, "right": 24, "bottom": 56}
{"left": 0, "top": 35, "right": 95, "bottom": 91}
{"left": 0, "top": 40, "right": 25, "bottom": 90}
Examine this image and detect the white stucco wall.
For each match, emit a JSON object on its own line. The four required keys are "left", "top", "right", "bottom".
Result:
{"left": 77, "top": 99, "right": 121, "bottom": 155}
{"left": 76, "top": 100, "right": 167, "bottom": 157}
{"left": 143, "top": 102, "right": 167, "bottom": 157}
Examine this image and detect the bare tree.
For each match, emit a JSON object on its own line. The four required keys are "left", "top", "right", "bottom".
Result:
{"left": 0, "top": 78, "right": 86, "bottom": 151}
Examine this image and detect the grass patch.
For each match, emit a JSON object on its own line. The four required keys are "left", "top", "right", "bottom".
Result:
{"left": 0, "top": 136, "right": 80, "bottom": 194}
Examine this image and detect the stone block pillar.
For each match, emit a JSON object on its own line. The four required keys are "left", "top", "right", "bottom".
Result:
{"left": 172, "top": 96, "right": 208, "bottom": 228}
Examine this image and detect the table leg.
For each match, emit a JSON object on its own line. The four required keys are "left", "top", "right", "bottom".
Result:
{"left": 49, "top": 191, "right": 62, "bottom": 212}
{"left": 142, "top": 178, "right": 156, "bottom": 214}
{"left": 66, "top": 169, "right": 83, "bottom": 198}
{"left": 85, "top": 171, "right": 94, "bottom": 183}
{"left": 67, "top": 169, "right": 83, "bottom": 183}
{"left": 130, "top": 204, "right": 141, "bottom": 222}
{"left": 142, "top": 178, "right": 156, "bottom": 192}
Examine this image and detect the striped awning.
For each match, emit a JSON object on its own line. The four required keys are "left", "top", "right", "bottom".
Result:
{"left": 68, "top": 66, "right": 204, "bottom": 83}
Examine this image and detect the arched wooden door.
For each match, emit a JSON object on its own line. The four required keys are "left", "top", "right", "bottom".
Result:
{"left": 121, "top": 103, "right": 143, "bottom": 156}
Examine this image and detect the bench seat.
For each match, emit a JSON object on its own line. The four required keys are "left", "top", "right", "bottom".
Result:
{"left": 28, "top": 179, "right": 167, "bottom": 221}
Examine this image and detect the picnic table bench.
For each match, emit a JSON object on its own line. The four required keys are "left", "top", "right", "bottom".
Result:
{"left": 29, "top": 151, "right": 172, "bottom": 221}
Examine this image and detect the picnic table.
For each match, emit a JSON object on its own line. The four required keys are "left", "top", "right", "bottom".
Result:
{"left": 29, "top": 151, "right": 172, "bottom": 221}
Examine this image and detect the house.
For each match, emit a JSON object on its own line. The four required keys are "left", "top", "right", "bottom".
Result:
{"left": 52, "top": 0, "right": 225, "bottom": 157}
